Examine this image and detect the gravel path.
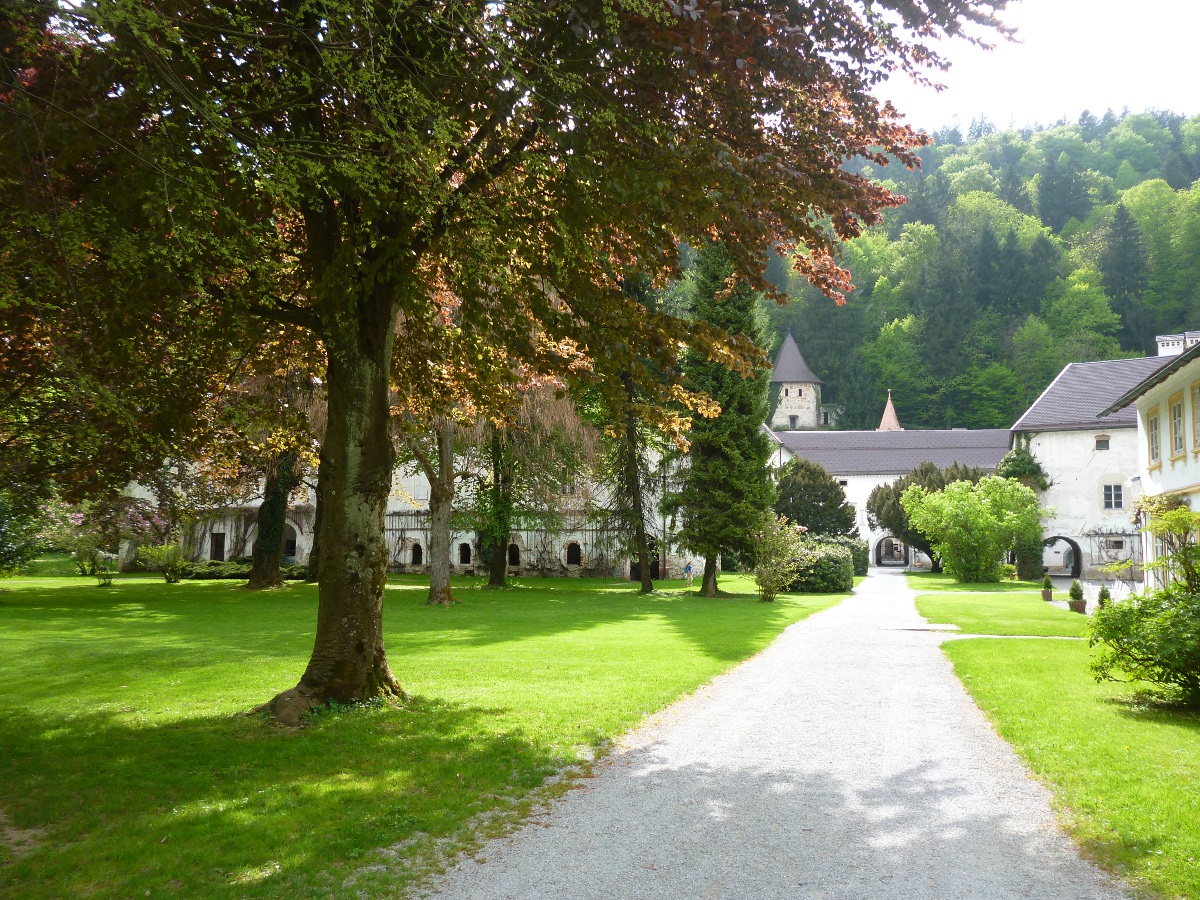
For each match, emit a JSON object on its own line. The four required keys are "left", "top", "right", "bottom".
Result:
{"left": 425, "top": 570, "right": 1130, "bottom": 899}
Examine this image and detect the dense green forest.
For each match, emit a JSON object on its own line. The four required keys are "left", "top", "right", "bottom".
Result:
{"left": 764, "top": 109, "right": 1200, "bottom": 430}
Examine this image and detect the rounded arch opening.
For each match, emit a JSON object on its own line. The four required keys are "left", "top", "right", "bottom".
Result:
{"left": 410, "top": 543, "right": 423, "bottom": 566}
{"left": 874, "top": 536, "right": 909, "bottom": 567}
{"left": 283, "top": 524, "right": 298, "bottom": 561}
{"left": 1043, "top": 535, "right": 1083, "bottom": 579}
{"left": 565, "top": 541, "right": 582, "bottom": 566}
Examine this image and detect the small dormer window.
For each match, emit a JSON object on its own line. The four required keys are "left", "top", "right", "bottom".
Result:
{"left": 1095, "top": 435, "right": 1110, "bottom": 451}
{"left": 783, "top": 388, "right": 788, "bottom": 397}
{"left": 797, "top": 388, "right": 803, "bottom": 397}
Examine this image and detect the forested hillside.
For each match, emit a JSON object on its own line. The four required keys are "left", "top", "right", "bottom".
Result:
{"left": 765, "top": 109, "right": 1200, "bottom": 430}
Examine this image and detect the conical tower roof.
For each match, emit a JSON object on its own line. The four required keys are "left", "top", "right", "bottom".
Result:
{"left": 877, "top": 389, "right": 903, "bottom": 432}
{"left": 770, "top": 333, "right": 821, "bottom": 384}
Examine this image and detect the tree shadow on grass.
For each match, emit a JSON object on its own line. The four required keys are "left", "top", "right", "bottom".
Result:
{"left": 382, "top": 577, "right": 838, "bottom": 664}
{"left": 0, "top": 697, "right": 561, "bottom": 899}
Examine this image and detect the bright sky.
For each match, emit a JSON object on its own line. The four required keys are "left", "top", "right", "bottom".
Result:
{"left": 879, "top": 0, "right": 1200, "bottom": 132}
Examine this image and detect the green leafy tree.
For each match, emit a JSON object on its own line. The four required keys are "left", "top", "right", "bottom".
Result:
{"left": 900, "top": 476, "right": 1044, "bottom": 583}
{"left": 672, "top": 241, "right": 776, "bottom": 598}
{"left": 866, "top": 462, "right": 986, "bottom": 573}
{"left": 0, "top": 489, "right": 46, "bottom": 575}
{"left": 775, "top": 459, "right": 857, "bottom": 536}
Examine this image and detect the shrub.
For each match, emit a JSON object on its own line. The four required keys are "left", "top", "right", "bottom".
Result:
{"left": 1098, "top": 585, "right": 1111, "bottom": 607}
{"left": 789, "top": 543, "right": 853, "bottom": 593}
{"left": 1042, "top": 572, "right": 1053, "bottom": 591}
{"left": 139, "top": 544, "right": 187, "bottom": 584}
{"left": 1091, "top": 498, "right": 1200, "bottom": 707}
{"left": 752, "top": 515, "right": 807, "bottom": 603}
{"left": 807, "top": 534, "right": 868, "bottom": 576}
{"left": 179, "top": 560, "right": 309, "bottom": 581}
{"left": 1091, "top": 584, "right": 1200, "bottom": 706}
{"left": 1069, "top": 579, "right": 1084, "bottom": 602}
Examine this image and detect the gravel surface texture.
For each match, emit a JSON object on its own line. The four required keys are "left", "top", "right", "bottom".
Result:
{"left": 424, "top": 570, "right": 1130, "bottom": 899}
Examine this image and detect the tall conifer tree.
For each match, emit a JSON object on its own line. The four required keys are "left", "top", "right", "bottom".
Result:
{"left": 672, "top": 242, "right": 775, "bottom": 597}
{"left": 1101, "top": 202, "right": 1153, "bottom": 352}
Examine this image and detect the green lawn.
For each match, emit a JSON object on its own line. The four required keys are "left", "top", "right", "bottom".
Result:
{"left": 0, "top": 573, "right": 840, "bottom": 899}
{"left": 946, "top": 639, "right": 1200, "bottom": 900}
{"left": 907, "top": 571, "right": 1044, "bottom": 593}
{"left": 916, "top": 592, "right": 1089, "bottom": 637}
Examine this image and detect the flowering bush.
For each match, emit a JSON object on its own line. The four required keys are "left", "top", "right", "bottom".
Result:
{"left": 752, "top": 515, "right": 807, "bottom": 602}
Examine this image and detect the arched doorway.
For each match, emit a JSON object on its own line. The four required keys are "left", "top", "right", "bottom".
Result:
{"left": 565, "top": 541, "right": 582, "bottom": 566}
{"left": 874, "top": 536, "right": 909, "bottom": 567}
{"left": 507, "top": 543, "right": 521, "bottom": 567}
{"left": 283, "top": 524, "right": 298, "bottom": 562}
{"left": 629, "top": 537, "right": 660, "bottom": 581}
{"left": 1043, "top": 535, "right": 1083, "bottom": 578}
{"left": 410, "top": 543, "right": 423, "bottom": 566}
{"left": 458, "top": 542, "right": 472, "bottom": 565}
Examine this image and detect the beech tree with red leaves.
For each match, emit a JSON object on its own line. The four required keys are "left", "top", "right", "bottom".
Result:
{"left": 1, "top": 0, "right": 1007, "bottom": 722}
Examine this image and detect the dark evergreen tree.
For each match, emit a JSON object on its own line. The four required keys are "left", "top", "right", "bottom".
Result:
{"left": 972, "top": 225, "right": 1003, "bottom": 310}
{"left": 671, "top": 241, "right": 775, "bottom": 597}
{"left": 1100, "top": 203, "right": 1153, "bottom": 352}
{"left": 775, "top": 459, "right": 857, "bottom": 536}
{"left": 998, "top": 166, "right": 1031, "bottom": 213}
{"left": 1037, "top": 155, "right": 1091, "bottom": 233}
{"left": 916, "top": 239, "right": 977, "bottom": 382}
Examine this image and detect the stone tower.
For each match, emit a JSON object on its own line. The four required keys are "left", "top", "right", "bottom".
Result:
{"left": 769, "top": 333, "right": 823, "bottom": 431}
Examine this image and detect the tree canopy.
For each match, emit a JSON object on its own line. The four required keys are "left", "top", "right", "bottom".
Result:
{"left": 3, "top": 0, "right": 1008, "bottom": 719}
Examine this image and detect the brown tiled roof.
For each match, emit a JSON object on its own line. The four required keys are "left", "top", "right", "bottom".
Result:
{"left": 1013, "top": 357, "right": 1174, "bottom": 433}
{"left": 770, "top": 429, "right": 1011, "bottom": 476}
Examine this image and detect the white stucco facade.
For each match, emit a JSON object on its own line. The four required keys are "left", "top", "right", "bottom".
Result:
{"left": 1019, "top": 429, "right": 1142, "bottom": 579}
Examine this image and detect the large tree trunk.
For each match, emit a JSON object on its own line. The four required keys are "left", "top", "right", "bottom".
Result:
{"left": 269, "top": 296, "right": 402, "bottom": 725}
{"left": 248, "top": 452, "right": 300, "bottom": 590}
{"left": 306, "top": 467, "right": 324, "bottom": 583}
{"left": 427, "top": 418, "right": 455, "bottom": 607}
{"left": 622, "top": 412, "right": 653, "bottom": 594}
{"left": 486, "top": 428, "right": 511, "bottom": 588}
{"left": 701, "top": 554, "right": 718, "bottom": 597}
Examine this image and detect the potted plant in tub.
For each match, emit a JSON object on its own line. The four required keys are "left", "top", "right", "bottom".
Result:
{"left": 1068, "top": 579, "right": 1087, "bottom": 614}
{"left": 1041, "top": 572, "right": 1053, "bottom": 602}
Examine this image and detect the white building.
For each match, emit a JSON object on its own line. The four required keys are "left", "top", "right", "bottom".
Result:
{"left": 1011, "top": 356, "right": 1171, "bottom": 579}
{"left": 1102, "top": 340, "right": 1200, "bottom": 588}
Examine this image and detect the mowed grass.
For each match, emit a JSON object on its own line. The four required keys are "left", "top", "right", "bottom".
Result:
{"left": 916, "top": 592, "right": 1089, "bottom": 637}
{"left": 907, "top": 571, "right": 1043, "bottom": 593}
{"left": 945, "top": 639, "right": 1200, "bottom": 900}
{"left": 0, "top": 572, "right": 841, "bottom": 899}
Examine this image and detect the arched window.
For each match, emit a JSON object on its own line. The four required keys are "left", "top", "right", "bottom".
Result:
{"left": 565, "top": 542, "right": 582, "bottom": 566}
{"left": 458, "top": 542, "right": 472, "bottom": 564}
{"left": 508, "top": 543, "right": 521, "bottom": 566}
{"left": 411, "top": 543, "right": 423, "bottom": 566}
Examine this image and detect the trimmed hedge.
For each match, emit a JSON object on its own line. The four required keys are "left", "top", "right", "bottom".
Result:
{"left": 788, "top": 543, "right": 854, "bottom": 593}
{"left": 179, "top": 560, "right": 309, "bottom": 581}
{"left": 807, "top": 534, "right": 868, "bottom": 576}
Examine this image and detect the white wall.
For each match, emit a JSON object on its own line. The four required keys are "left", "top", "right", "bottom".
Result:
{"left": 1023, "top": 428, "right": 1142, "bottom": 579}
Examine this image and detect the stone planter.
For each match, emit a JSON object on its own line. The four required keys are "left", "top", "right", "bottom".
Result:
{"left": 1068, "top": 598, "right": 1088, "bottom": 614}
{"left": 1041, "top": 589, "right": 1053, "bottom": 601}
